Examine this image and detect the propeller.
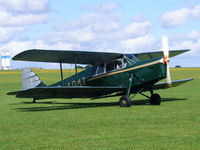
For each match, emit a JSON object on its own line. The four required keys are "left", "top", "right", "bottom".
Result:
{"left": 162, "top": 35, "right": 172, "bottom": 87}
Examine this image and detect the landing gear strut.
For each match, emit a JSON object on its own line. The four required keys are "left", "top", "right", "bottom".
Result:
{"left": 119, "top": 73, "right": 133, "bottom": 107}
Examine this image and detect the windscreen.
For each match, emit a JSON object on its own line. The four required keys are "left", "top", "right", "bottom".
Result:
{"left": 124, "top": 54, "right": 140, "bottom": 64}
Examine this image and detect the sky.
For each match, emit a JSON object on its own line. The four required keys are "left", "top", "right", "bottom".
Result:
{"left": 0, "top": 0, "right": 200, "bottom": 69}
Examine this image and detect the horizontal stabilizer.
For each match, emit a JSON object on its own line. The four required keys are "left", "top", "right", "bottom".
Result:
{"left": 152, "top": 78, "right": 193, "bottom": 90}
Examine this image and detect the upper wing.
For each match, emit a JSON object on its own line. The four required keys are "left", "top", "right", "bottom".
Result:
{"left": 13, "top": 49, "right": 189, "bottom": 65}
{"left": 7, "top": 86, "right": 126, "bottom": 99}
{"left": 13, "top": 49, "right": 122, "bottom": 65}
{"left": 152, "top": 78, "right": 193, "bottom": 90}
{"left": 134, "top": 49, "right": 190, "bottom": 60}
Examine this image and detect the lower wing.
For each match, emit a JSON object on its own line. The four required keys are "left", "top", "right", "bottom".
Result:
{"left": 7, "top": 79, "right": 193, "bottom": 99}
{"left": 152, "top": 78, "right": 193, "bottom": 90}
{"left": 7, "top": 86, "right": 126, "bottom": 99}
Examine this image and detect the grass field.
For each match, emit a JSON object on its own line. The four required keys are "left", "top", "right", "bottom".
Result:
{"left": 0, "top": 68, "right": 199, "bottom": 150}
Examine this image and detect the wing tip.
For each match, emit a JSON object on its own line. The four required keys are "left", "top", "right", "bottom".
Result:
{"left": 7, "top": 91, "right": 18, "bottom": 95}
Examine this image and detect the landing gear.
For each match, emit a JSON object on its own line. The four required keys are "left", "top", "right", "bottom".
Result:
{"left": 150, "top": 93, "right": 161, "bottom": 105}
{"left": 119, "top": 95, "right": 131, "bottom": 107}
{"left": 119, "top": 73, "right": 133, "bottom": 107}
{"left": 33, "top": 98, "right": 36, "bottom": 103}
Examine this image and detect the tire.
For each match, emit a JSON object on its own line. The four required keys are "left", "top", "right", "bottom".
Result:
{"left": 150, "top": 94, "right": 161, "bottom": 105}
{"left": 119, "top": 95, "right": 131, "bottom": 107}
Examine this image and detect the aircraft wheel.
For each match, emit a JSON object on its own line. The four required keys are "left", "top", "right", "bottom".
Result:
{"left": 33, "top": 98, "right": 36, "bottom": 103}
{"left": 119, "top": 95, "right": 131, "bottom": 107}
{"left": 150, "top": 94, "right": 161, "bottom": 105}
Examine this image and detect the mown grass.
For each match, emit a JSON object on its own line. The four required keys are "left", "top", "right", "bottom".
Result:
{"left": 0, "top": 68, "right": 199, "bottom": 150}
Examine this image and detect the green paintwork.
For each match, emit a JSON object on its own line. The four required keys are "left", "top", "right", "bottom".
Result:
{"left": 13, "top": 49, "right": 122, "bottom": 65}
{"left": 87, "top": 57, "right": 166, "bottom": 88}
{"left": 7, "top": 49, "right": 193, "bottom": 100}
{"left": 52, "top": 57, "right": 165, "bottom": 87}
{"left": 8, "top": 86, "right": 126, "bottom": 99}
{"left": 27, "top": 56, "right": 166, "bottom": 99}
{"left": 126, "top": 73, "right": 133, "bottom": 96}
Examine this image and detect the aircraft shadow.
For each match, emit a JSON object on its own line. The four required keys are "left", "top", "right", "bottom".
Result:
{"left": 132, "top": 98, "right": 186, "bottom": 105}
{"left": 15, "top": 97, "right": 187, "bottom": 112}
{"left": 15, "top": 102, "right": 119, "bottom": 112}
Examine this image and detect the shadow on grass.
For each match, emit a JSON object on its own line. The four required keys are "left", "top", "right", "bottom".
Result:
{"left": 133, "top": 98, "right": 186, "bottom": 105}
{"left": 10, "top": 101, "right": 57, "bottom": 105}
{"left": 15, "top": 102, "right": 119, "bottom": 112}
{"left": 15, "top": 97, "right": 187, "bottom": 112}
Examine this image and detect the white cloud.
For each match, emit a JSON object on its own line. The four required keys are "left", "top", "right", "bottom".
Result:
{"left": 169, "top": 31, "right": 200, "bottom": 57}
{"left": 0, "top": 2, "right": 198, "bottom": 68}
{"left": 0, "top": 8, "right": 48, "bottom": 26}
{"left": 38, "top": 3, "right": 153, "bottom": 53}
{"left": 89, "top": 3, "right": 119, "bottom": 14}
{"left": 187, "top": 30, "right": 200, "bottom": 40}
{"left": 0, "top": 41, "right": 34, "bottom": 57}
{"left": 0, "top": 0, "right": 50, "bottom": 14}
{"left": 0, "top": 2, "right": 150, "bottom": 54}
{"left": 131, "top": 14, "right": 146, "bottom": 22}
{"left": 161, "top": 5, "right": 200, "bottom": 28}
{"left": 39, "top": 17, "right": 153, "bottom": 52}
{"left": 0, "top": 1, "right": 52, "bottom": 42}
{"left": 0, "top": 40, "right": 80, "bottom": 69}
{"left": 60, "top": 12, "right": 121, "bottom": 32}
{"left": 39, "top": 11, "right": 122, "bottom": 44}
{"left": 0, "top": 40, "right": 75, "bottom": 58}
{"left": 0, "top": 27, "right": 27, "bottom": 42}
{"left": 172, "top": 40, "right": 200, "bottom": 56}
{"left": 124, "top": 21, "right": 152, "bottom": 38}
{"left": 0, "top": 2, "right": 157, "bottom": 68}
{"left": 120, "top": 34, "right": 156, "bottom": 53}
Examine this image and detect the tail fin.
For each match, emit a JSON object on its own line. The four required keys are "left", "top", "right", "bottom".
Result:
{"left": 22, "top": 68, "right": 45, "bottom": 90}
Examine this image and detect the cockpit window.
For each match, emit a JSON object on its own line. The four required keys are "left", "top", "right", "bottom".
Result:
{"left": 106, "top": 59, "right": 126, "bottom": 72}
{"left": 95, "top": 58, "right": 128, "bottom": 76}
{"left": 96, "top": 63, "right": 105, "bottom": 74}
{"left": 106, "top": 61, "right": 115, "bottom": 72}
{"left": 124, "top": 54, "right": 140, "bottom": 64}
{"left": 116, "top": 59, "right": 126, "bottom": 69}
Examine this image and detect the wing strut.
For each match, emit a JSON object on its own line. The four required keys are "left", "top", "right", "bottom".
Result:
{"left": 74, "top": 55, "right": 78, "bottom": 85}
{"left": 59, "top": 62, "right": 63, "bottom": 84}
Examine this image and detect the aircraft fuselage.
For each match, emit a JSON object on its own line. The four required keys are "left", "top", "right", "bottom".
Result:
{"left": 53, "top": 56, "right": 166, "bottom": 94}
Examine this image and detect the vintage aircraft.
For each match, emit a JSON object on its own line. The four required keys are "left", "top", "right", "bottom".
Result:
{"left": 8, "top": 36, "right": 193, "bottom": 107}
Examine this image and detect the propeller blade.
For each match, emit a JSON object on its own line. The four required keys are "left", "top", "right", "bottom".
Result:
{"left": 162, "top": 35, "right": 172, "bottom": 87}
{"left": 162, "top": 35, "right": 169, "bottom": 57}
{"left": 166, "top": 63, "right": 172, "bottom": 87}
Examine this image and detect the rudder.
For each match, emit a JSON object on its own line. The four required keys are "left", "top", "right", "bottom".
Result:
{"left": 22, "top": 68, "right": 45, "bottom": 90}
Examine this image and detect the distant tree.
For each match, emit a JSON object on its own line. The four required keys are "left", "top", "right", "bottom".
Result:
{"left": 76, "top": 65, "right": 84, "bottom": 69}
{"left": 175, "top": 65, "right": 181, "bottom": 68}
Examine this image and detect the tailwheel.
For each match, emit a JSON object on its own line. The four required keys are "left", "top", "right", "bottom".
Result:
{"left": 150, "top": 94, "right": 161, "bottom": 105}
{"left": 119, "top": 95, "right": 131, "bottom": 107}
{"left": 33, "top": 98, "right": 36, "bottom": 103}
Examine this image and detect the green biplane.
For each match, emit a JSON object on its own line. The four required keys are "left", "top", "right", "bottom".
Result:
{"left": 8, "top": 36, "right": 193, "bottom": 107}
